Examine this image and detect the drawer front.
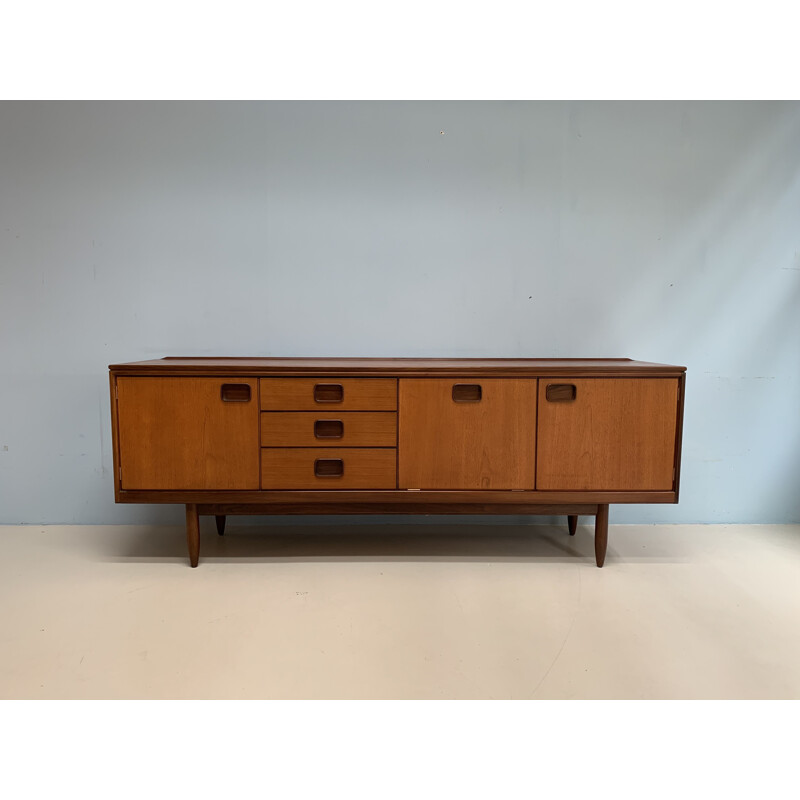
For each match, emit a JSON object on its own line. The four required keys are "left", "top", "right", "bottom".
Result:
{"left": 261, "top": 411, "right": 397, "bottom": 447}
{"left": 398, "top": 378, "right": 537, "bottom": 489}
{"left": 536, "top": 378, "right": 679, "bottom": 491}
{"left": 260, "top": 378, "right": 397, "bottom": 411}
{"left": 261, "top": 448, "right": 396, "bottom": 489}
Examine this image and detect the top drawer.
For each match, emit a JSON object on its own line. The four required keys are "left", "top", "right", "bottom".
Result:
{"left": 260, "top": 378, "right": 397, "bottom": 411}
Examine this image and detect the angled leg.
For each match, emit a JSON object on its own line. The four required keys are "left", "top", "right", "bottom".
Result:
{"left": 595, "top": 504, "right": 609, "bottom": 568}
{"left": 215, "top": 514, "right": 226, "bottom": 536}
{"left": 186, "top": 503, "right": 200, "bottom": 568}
{"left": 568, "top": 515, "right": 578, "bottom": 536}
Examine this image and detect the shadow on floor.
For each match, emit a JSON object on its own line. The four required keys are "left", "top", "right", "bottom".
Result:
{"left": 94, "top": 521, "right": 606, "bottom": 565}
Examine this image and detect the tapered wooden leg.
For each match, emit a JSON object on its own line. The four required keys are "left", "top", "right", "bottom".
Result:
{"left": 186, "top": 503, "right": 199, "bottom": 568}
{"left": 215, "top": 515, "right": 226, "bottom": 536}
{"left": 595, "top": 504, "right": 609, "bottom": 568}
{"left": 568, "top": 515, "right": 578, "bottom": 535}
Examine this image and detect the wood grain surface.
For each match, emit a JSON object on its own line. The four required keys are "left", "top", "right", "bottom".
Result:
{"left": 197, "top": 503, "right": 600, "bottom": 516}
{"left": 399, "top": 378, "right": 537, "bottom": 489}
{"left": 259, "top": 378, "right": 397, "bottom": 411}
{"left": 261, "top": 448, "right": 397, "bottom": 489}
{"left": 260, "top": 412, "right": 396, "bottom": 447}
{"left": 110, "top": 357, "right": 687, "bottom": 377}
{"left": 116, "top": 377, "right": 259, "bottom": 490}
{"left": 536, "top": 378, "right": 679, "bottom": 491}
{"left": 116, "top": 489, "right": 678, "bottom": 505}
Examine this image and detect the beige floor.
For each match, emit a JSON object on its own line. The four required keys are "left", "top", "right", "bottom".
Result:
{"left": 1, "top": 521, "right": 798, "bottom": 699}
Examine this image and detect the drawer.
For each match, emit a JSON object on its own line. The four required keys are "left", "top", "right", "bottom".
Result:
{"left": 261, "top": 448, "right": 396, "bottom": 489}
{"left": 261, "top": 411, "right": 397, "bottom": 447}
{"left": 260, "top": 378, "right": 397, "bottom": 411}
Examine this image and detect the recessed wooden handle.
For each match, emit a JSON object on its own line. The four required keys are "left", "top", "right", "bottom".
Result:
{"left": 452, "top": 384, "right": 482, "bottom": 403}
{"left": 314, "top": 419, "right": 344, "bottom": 439}
{"left": 546, "top": 384, "right": 577, "bottom": 402}
{"left": 220, "top": 384, "right": 251, "bottom": 402}
{"left": 314, "top": 383, "right": 344, "bottom": 403}
{"left": 314, "top": 458, "right": 344, "bottom": 477}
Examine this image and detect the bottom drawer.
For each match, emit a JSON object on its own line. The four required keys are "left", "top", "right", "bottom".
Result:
{"left": 261, "top": 448, "right": 396, "bottom": 489}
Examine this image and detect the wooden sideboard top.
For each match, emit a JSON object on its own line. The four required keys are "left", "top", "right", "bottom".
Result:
{"left": 109, "top": 357, "right": 686, "bottom": 377}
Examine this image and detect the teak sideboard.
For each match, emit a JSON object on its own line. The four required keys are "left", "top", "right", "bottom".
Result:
{"left": 109, "top": 358, "right": 686, "bottom": 568}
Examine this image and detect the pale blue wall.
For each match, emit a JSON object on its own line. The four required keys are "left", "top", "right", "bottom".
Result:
{"left": 1, "top": 101, "right": 798, "bottom": 524}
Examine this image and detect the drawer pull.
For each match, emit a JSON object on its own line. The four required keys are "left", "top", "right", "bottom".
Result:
{"left": 314, "top": 383, "right": 344, "bottom": 403}
{"left": 220, "top": 384, "right": 251, "bottom": 402}
{"left": 546, "top": 384, "right": 577, "bottom": 402}
{"left": 314, "top": 419, "right": 344, "bottom": 439}
{"left": 452, "top": 384, "right": 482, "bottom": 403}
{"left": 314, "top": 458, "right": 344, "bottom": 477}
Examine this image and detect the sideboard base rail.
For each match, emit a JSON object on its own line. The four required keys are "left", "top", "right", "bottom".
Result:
{"left": 183, "top": 502, "right": 610, "bottom": 570}
{"left": 117, "top": 489, "right": 677, "bottom": 504}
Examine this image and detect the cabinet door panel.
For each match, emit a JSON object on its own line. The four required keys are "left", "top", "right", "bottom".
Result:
{"left": 117, "top": 377, "right": 259, "bottom": 490}
{"left": 536, "top": 378, "right": 678, "bottom": 491}
{"left": 399, "top": 378, "right": 536, "bottom": 489}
